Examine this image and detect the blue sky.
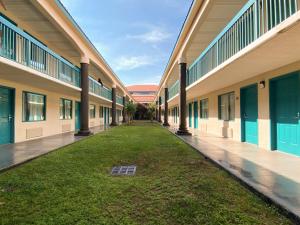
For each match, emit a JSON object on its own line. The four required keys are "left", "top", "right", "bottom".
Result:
{"left": 60, "top": 0, "right": 193, "bottom": 85}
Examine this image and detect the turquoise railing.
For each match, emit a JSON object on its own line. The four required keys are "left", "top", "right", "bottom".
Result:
{"left": 117, "top": 96, "right": 123, "bottom": 105}
{"left": 168, "top": 80, "right": 180, "bottom": 100}
{"left": 89, "top": 77, "right": 112, "bottom": 101}
{"left": 187, "top": 0, "right": 298, "bottom": 86}
{"left": 0, "top": 15, "right": 81, "bottom": 87}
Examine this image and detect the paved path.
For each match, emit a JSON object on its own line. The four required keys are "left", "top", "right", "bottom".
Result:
{"left": 0, "top": 126, "right": 107, "bottom": 172}
{"left": 169, "top": 127, "right": 300, "bottom": 220}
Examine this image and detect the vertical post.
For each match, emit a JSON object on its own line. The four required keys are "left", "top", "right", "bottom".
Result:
{"left": 158, "top": 97, "right": 162, "bottom": 123}
{"left": 155, "top": 100, "right": 158, "bottom": 121}
{"left": 76, "top": 56, "right": 92, "bottom": 136}
{"left": 176, "top": 57, "right": 191, "bottom": 135}
{"left": 163, "top": 87, "right": 170, "bottom": 126}
{"left": 122, "top": 96, "right": 126, "bottom": 123}
{"left": 111, "top": 84, "right": 117, "bottom": 126}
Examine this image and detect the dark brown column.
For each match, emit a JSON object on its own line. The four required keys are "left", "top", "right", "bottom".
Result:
{"left": 176, "top": 62, "right": 191, "bottom": 135}
{"left": 158, "top": 97, "right": 162, "bottom": 123}
{"left": 163, "top": 87, "right": 170, "bottom": 126}
{"left": 76, "top": 62, "right": 92, "bottom": 136}
{"left": 111, "top": 86, "right": 117, "bottom": 126}
{"left": 155, "top": 100, "right": 158, "bottom": 121}
{"left": 122, "top": 96, "right": 126, "bottom": 123}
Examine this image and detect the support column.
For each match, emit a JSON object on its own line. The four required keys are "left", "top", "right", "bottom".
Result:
{"left": 163, "top": 87, "right": 170, "bottom": 126}
{"left": 111, "top": 85, "right": 117, "bottom": 126}
{"left": 155, "top": 100, "right": 158, "bottom": 121}
{"left": 76, "top": 57, "right": 92, "bottom": 136}
{"left": 158, "top": 97, "right": 162, "bottom": 123}
{"left": 176, "top": 57, "right": 191, "bottom": 135}
{"left": 122, "top": 96, "right": 126, "bottom": 123}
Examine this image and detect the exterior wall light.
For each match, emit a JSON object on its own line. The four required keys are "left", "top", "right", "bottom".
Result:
{"left": 259, "top": 80, "right": 266, "bottom": 89}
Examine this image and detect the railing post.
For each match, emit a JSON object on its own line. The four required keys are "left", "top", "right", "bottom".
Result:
{"left": 254, "top": 0, "right": 258, "bottom": 39}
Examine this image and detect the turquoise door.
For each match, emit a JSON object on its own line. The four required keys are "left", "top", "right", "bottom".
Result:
{"left": 241, "top": 85, "right": 258, "bottom": 145}
{"left": 188, "top": 103, "right": 192, "bottom": 128}
{"left": 0, "top": 86, "right": 14, "bottom": 145}
{"left": 75, "top": 102, "right": 81, "bottom": 131}
{"left": 193, "top": 101, "right": 198, "bottom": 129}
{"left": 271, "top": 73, "right": 300, "bottom": 156}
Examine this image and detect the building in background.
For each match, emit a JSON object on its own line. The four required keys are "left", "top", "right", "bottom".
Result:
{"left": 127, "top": 85, "right": 158, "bottom": 106}
{"left": 156, "top": 0, "right": 300, "bottom": 157}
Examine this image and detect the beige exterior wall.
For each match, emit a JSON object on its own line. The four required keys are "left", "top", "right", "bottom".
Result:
{"left": 0, "top": 78, "right": 122, "bottom": 143}
{"left": 169, "top": 61, "right": 300, "bottom": 150}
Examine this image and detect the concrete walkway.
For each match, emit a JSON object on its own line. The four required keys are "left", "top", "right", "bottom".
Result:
{"left": 169, "top": 127, "right": 300, "bottom": 220}
{"left": 0, "top": 126, "right": 107, "bottom": 172}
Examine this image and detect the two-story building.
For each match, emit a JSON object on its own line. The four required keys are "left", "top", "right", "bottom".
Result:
{"left": 156, "top": 0, "right": 300, "bottom": 157}
{"left": 0, "top": 0, "right": 132, "bottom": 145}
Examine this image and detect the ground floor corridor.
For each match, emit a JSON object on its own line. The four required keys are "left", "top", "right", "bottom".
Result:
{"left": 0, "top": 125, "right": 107, "bottom": 171}
{"left": 0, "top": 122, "right": 296, "bottom": 224}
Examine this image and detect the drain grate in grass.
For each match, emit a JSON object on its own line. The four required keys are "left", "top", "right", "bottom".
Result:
{"left": 111, "top": 166, "right": 136, "bottom": 176}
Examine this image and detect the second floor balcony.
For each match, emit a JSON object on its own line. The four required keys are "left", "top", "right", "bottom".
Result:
{"left": 187, "top": 0, "right": 299, "bottom": 87}
{"left": 0, "top": 14, "right": 81, "bottom": 88}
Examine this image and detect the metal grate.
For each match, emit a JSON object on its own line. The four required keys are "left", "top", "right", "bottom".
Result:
{"left": 111, "top": 166, "right": 136, "bottom": 176}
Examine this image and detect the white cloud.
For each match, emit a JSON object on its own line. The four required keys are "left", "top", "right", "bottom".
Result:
{"left": 127, "top": 28, "right": 171, "bottom": 44}
{"left": 114, "top": 56, "right": 154, "bottom": 71}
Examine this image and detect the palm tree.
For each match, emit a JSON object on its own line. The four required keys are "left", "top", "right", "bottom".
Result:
{"left": 147, "top": 102, "right": 156, "bottom": 122}
{"left": 125, "top": 102, "right": 137, "bottom": 125}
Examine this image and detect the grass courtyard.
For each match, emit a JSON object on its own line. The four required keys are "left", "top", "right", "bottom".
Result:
{"left": 0, "top": 122, "right": 294, "bottom": 225}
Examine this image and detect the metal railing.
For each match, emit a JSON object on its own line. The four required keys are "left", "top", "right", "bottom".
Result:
{"left": 117, "top": 96, "right": 123, "bottom": 105}
{"left": 0, "top": 15, "right": 81, "bottom": 87}
{"left": 168, "top": 80, "right": 180, "bottom": 100}
{"left": 187, "top": 0, "right": 299, "bottom": 86}
{"left": 89, "top": 77, "right": 112, "bottom": 101}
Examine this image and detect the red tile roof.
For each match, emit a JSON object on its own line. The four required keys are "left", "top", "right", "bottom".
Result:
{"left": 132, "top": 95, "right": 156, "bottom": 103}
{"left": 127, "top": 85, "right": 158, "bottom": 92}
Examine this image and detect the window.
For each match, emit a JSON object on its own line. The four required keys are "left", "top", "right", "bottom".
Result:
{"left": 99, "top": 106, "right": 103, "bottom": 118}
{"left": 90, "top": 104, "right": 96, "bottom": 118}
{"left": 218, "top": 92, "right": 235, "bottom": 121}
{"left": 60, "top": 99, "right": 72, "bottom": 120}
{"left": 200, "top": 99, "right": 209, "bottom": 119}
{"left": 23, "top": 92, "right": 46, "bottom": 122}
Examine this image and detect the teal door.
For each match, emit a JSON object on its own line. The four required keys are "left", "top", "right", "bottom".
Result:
{"left": 188, "top": 103, "right": 192, "bottom": 128}
{"left": 193, "top": 101, "right": 198, "bottom": 129}
{"left": 241, "top": 85, "right": 258, "bottom": 145}
{"left": 271, "top": 73, "right": 300, "bottom": 156}
{"left": 0, "top": 86, "right": 14, "bottom": 145}
{"left": 75, "top": 102, "right": 81, "bottom": 131}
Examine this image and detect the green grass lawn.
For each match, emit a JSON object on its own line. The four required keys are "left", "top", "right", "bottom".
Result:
{"left": 0, "top": 122, "right": 294, "bottom": 225}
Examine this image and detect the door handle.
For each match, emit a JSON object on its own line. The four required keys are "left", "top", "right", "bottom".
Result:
{"left": 244, "top": 114, "right": 248, "bottom": 119}
{"left": 8, "top": 115, "right": 13, "bottom": 122}
{"left": 296, "top": 112, "right": 300, "bottom": 119}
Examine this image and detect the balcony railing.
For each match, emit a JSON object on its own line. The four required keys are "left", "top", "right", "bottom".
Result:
{"left": 117, "top": 96, "right": 123, "bottom": 105}
{"left": 168, "top": 80, "right": 179, "bottom": 100}
{"left": 89, "top": 77, "right": 112, "bottom": 101}
{"left": 187, "top": 0, "right": 299, "bottom": 86}
{"left": 0, "top": 15, "right": 81, "bottom": 87}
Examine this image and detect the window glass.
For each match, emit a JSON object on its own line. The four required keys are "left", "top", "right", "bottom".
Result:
{"left": 60, "top": 99, "right": 72, "bottom": 120}
{"left": 59, "top": 99, "right": 64, "bottom": 120}
{"left": 218, "top": 92, "right": 235, "bottom": 121}
{"left": 90, "top": 104, "right": 96, "bottom": 118}
{"left": 200, "top": 99, "right": 209, "bottom": 119}
{"left": 23, "top": 92, "right": 46, "bottom": 122}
